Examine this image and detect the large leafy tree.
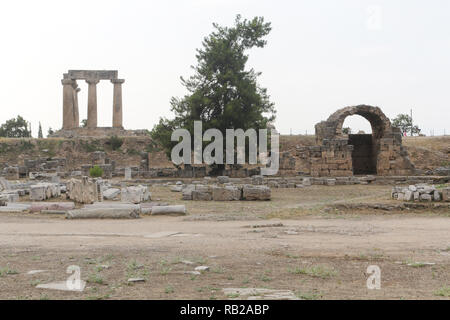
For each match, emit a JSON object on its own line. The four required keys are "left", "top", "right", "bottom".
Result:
{"left": 392, "top": 114, "right": 421, "bottom": 136}
{"left": 151, "top": 15, "right": 276, "bottom": 164}
{"left": 0, "top": 115, "right": 31, "bottom": 138}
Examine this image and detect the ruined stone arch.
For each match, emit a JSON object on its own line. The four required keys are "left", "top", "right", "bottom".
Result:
{"left": 312, "top": 105, "right": 415, "bottom": 176}
{"left": 315, "top": 105, "right": 392, "bottom": 142}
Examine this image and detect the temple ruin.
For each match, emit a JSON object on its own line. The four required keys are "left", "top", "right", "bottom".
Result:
{"left": 50, "top": 70, "right": 147, "bottom": 137}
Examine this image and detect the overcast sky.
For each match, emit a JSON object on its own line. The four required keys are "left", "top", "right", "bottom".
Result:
{"left": 0, "top": 0, "right": 449, "bottom": 137}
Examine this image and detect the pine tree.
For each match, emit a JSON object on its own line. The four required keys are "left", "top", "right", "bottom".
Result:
{"left": 38, "top": 122, "right": 43, "bottom": 138}
{"left": 151, "top": 15, "right": 275, "bottom": 164}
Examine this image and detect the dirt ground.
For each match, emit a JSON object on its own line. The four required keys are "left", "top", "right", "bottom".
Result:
{"left": 0, "top": 185, "right": 449, "bottom": 300}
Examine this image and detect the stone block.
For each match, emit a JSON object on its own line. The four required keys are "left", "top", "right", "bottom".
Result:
{"left": 420, "top": 194, "right": 432, "bottom": 202}
{"left": 192, "top": 190, "right": 212, "bottom": 201}
{"left": 242, "top": 185, "right": 271, "bottom": 201}
{"left": 442, "top": 188, "right": 450, "bottom": 202}
{"left": 121, "top": 185, "right": 150, "bottom": 204}
{"left": 103, "top": 188, "right": 121, "bottom": 200}
{"left": 212, "top": 186, "right": 241, "bottom": 201}
{"left": 217, "top": 176, "right": 230, "bottom": 184}
{"left": 251, "top": 175, "right": 264, "bottom": 185}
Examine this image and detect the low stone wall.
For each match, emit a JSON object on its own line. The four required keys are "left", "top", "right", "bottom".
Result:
{"left": 181, "top": 183, "right": 271, "bottom": 201}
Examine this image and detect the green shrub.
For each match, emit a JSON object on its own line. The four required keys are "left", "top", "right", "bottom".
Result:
{"left": 108, "top": 135, "right": 123, "bottom": 151}
{"left": 89, "top": 166, "right": 104, "bottom": 178}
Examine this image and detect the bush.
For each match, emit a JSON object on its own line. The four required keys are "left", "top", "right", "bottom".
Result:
{"left": 89, "top": 165, "right": 104, "bottom": 178}
{"left": 108, "top": 135, "right": 123, "bottom": 151}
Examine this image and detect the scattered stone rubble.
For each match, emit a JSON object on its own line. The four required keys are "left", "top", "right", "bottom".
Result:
{"left": 391, "top": 184, "right": 450, "bottom": 202}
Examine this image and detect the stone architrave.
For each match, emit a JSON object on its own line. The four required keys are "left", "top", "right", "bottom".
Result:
{"left": 111, "top": 79, "right": 125, "bottom": 128}
{"left": 86, "top": 78, "right": 100, "bottom": 128}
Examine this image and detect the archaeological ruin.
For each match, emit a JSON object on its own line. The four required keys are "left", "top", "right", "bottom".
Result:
{"left": 51, "top": 70, "right": 145, "bottom": 138}
{"left": 292, "top": 105, "right": 416, "bottom": 177}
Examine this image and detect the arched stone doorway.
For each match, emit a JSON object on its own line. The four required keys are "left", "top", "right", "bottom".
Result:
{"left": 314, "top": 105, "right": 414, "bottom": 176}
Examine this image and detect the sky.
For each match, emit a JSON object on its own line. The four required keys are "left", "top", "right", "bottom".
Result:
{"left": 0, "top": 0, "right": 449, "bottom": 137}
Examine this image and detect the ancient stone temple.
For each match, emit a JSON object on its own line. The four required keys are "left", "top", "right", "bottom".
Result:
{"left": 61, "top": 70, "right": 124, "bottom": 130}
{"left": 50, "top": 70, "right": 147, "bottom": 137}
{"left": 295, "top": 105, "right": 415, "bottom": 177}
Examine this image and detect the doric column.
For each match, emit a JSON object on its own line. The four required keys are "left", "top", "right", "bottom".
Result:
{"left": 111, "top": 79, "right": 125, "bottom": 128}
{"left": 86, "top": 78, "right": 100, "bottom": 129}
{"left": 62, "top": 79, "right": 75, "bottom": 129}
{"left": 73, "top": 86, "right": 81, "bottom": 128}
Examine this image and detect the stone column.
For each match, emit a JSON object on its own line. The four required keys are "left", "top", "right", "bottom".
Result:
{"left": 72, "top": 83, "right": 80, "bottom": 128}
{"left": 62, "top": 79, "right": 75, "bottom": 129}
{"left": 86, "top": 79, "right": 100, "bottom": 129}
{"left": 111, "top": 79, "right": 125, "bottom": 128}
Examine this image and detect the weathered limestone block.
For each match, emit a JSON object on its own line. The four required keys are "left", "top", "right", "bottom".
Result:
{"left": 30, "top": 202, "right": 75, "bottom": 213}
{"left": 302, "top": 178, "right": 312, "bottom": 186}
{"left": 66, "top": 208, "right": 140, "bottom": 219}
{"left": 66, "top": 177, "right": 100, "bottom": 204}
{"left": 124, "top": 167, "right": 132, "bottom": 180}
{"left": 441, "top": 188, "right": 450, "bottom": 202}
{"left": 121, "top": 185, "right": 150, "bottom": 204}
{"left": 151, "top": 205, "right": 186, "bottom": 215}
{"left": 326, "top": 178, "right": 336, "bottom": 186}
{"left": 192, "top": 190, "right": 212, "bottom": 201}
{"left": 433, "top": 190, "right": 441, "bottom": 201}
{"left": 212, "top": 186, "right": 241, "bottom": 201}
{"left": 252, "top": 175, "right": 264, "bottom": 185}
{"left": 103, "top": 188, "right": 121, "bottom": 200}
{"left": 268, "top": 181, "right": 279, "bottom": 188}
{"left": 419, "top": 194, "right": 432, "bottom": 202}
{"left": 30, "top": 183, "right": 61, "bottom": 201}
{"left": 0, "top": 192, "right": 19, "bottom": 203}
{"left": 404, "top": 190, "right": 413, "bottom": 201}
{"left": 182, "top": 184, "right": 195, "bottom": 200}
{"left": 0, "top": 177, "right": 11, "bottom": 191}
{"left": 217, "top": 176, "right": 230, "bottom": 184}
{"left": 0, "top": 203, "right": 31, "bottom": 212}
{"left": 242, "top": 185, "right": 271, "bottom": 201}
{"left": 171, "top": 185, "right": 183, "bottom": 192}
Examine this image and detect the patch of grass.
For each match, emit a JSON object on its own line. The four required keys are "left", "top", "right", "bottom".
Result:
{"left": 86, "top": 294, "right": 111, "bottom": 300}
{"left": 296, "top": 290, "right": 322, "bottom": 300}
{"left": 227, "top": 293, "right": 240, "bottom": 299}
{"left": 30, "top": 279, "right": 41, "bottom": 286}
{"left": 434, "top": 286, "right": 450, "bottom": 297}
{"left": 87, "top": 273, "right": 104, "bottom": 285}
{"left": 0, "top": 267, "right": 19, "bottom": 276}
{"left": 160, "top": 266, "right": 172, "bottom": 275}
{"left": 288, "top": 265, "right": 337, "bottom": 279}
{"left": 211, "top": 267, "right": 224, "bottom": 274}
{"left": 106, "top": 135, "right": 123, "bottom": 151}
{"left": 165, "top": 285, "right": 174, "bottom": 294}
{"left": 409, "top": 262, "right": 427, "bottom": 268}
{"left": 89, "top": 165, "right": 104, "bottom": 178}
{"left": 39, "top": 294, "right": 50, "bottom": 300}
{"left": 260, "top": 275, "right": 272, "bottom": 282}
